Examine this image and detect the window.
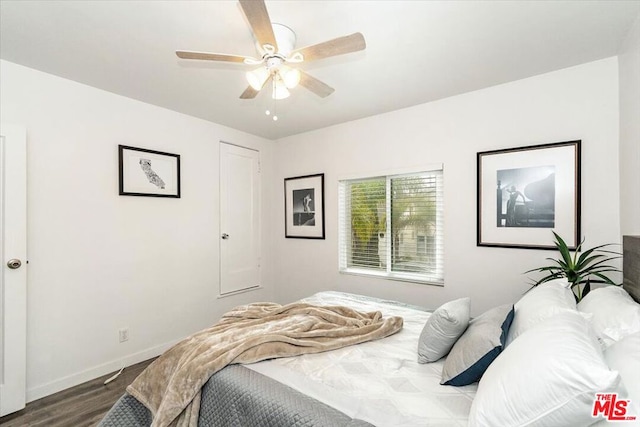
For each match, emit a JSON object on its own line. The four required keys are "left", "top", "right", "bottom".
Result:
{"left": 338, "top": 168, "right": 444, "bottom": 285}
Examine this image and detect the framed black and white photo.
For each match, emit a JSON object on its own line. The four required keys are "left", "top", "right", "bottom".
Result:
{"left": 477, "top": 140, "right": 581, "bottom": 250}
{"left": 119, "top": 145, "right": 181, "bottom": 198}
{"left": 285, "top": 173, "right": 325, "bottom": 239}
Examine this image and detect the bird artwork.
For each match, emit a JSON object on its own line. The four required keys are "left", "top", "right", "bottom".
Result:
{"left": 139, "top": 158, "right": 166, "bottom": 189}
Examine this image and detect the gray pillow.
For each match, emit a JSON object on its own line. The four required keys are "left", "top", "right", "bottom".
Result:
{"left": 440, "top": 303, "right": 515, "bottom": 386}
{"left": 417, "top": 297, "right": 471, "bottom": 363}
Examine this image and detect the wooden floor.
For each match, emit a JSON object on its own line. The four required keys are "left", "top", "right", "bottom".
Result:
{"left": 0, "top": 358, "right": 155, "bottom": 427}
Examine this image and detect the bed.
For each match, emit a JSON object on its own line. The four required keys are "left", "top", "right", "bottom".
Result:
{"left": 99, "top": 235, "right": 640, "bottom": 427}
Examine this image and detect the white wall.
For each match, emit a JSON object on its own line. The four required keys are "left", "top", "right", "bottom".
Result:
{"left": 619, "top": 12, "right": 640, "bottom": 236}
{"left": 0, "top": 53, "right": 626, "bottom": 401}
{"left": 0, "top": 60, "right": 275, "bottom": 401}
{"left": 274, "top": 58, "right": 621, "bottom": 316}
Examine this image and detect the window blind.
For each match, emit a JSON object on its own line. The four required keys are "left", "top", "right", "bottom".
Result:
{"left": 338, "top": 169, "right": 444, "bottom": 285}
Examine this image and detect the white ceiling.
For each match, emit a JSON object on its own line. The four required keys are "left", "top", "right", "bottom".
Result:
{"left": 1, "top": 1, "right": 639, "bottom": 140}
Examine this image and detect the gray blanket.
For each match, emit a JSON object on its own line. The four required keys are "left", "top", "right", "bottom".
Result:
{"left": 98, "top": 364, "right": 374, "bottom": 427}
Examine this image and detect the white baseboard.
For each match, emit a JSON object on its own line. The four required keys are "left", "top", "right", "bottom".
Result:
{"left": 26, "top": 339, "right": 178, "bottom": 402}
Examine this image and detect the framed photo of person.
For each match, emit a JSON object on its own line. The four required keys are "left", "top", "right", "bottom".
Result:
{"left": 284, "top": 173, "right": 325, "bottom": 239}
{"left": 477, "top": 140, "right": 581, "bottom": 250}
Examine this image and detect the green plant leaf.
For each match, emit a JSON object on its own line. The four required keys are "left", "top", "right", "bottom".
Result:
{"left": 575, "top": 250, "right": 604, "bottom": 268}
{"left": 552, "top": 232, "right": 574, "bottom": 267}
{"left": 576, "top": 243, "right": 618, "bottom": 266}
{"left": 590, "top": 272, "right": 619, "bottom": 286}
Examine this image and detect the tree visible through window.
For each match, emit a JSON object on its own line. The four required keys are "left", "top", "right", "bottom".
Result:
{"left": 339, "top": 169, "right": 443, "bottom": 284}
{"left": 349, "top": 179, "right": 385, "bottom": 268}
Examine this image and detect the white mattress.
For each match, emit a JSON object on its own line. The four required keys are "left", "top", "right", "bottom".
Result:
{"left": 245, "top": 291, "right": 477, "bottom": 426}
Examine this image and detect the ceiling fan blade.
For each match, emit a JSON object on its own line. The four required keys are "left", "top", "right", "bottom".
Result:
{"left": 239, "top": 0, "right": 278, "bottom": 51}
{"left": 176, "top": 51, "right": 249, "bottom": 63}
{"left": 240, "top": 75, "right": 272, "bottom": 99}
{"left": 240, "top": 86, "right": 260, "bottom": 99}
{"left": 292, "top": 32, "right": 366, "bottom": 62}
{"left": 298, "top": 71, "right": 335, "bottom": 98}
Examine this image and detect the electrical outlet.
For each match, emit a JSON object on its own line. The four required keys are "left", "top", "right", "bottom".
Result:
{"left": 119, "top": 328, "right": 129, "bottom": 343}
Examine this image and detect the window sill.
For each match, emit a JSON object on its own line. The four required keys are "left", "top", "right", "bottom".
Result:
{"left": 339, "top": 268, "right": 444, "bottom": 287}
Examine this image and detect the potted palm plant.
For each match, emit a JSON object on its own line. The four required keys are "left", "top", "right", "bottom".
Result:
{"left": 525, "top": 231, "right": 622, "bottom": 302}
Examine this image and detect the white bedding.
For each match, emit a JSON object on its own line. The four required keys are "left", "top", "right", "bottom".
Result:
{"left": 245, "top": 291, "right": 477, "bottom": 426}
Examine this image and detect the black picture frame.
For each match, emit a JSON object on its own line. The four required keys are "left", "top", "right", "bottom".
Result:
{"left": 284, "top": 173, "right": 325, "bottom": 239}
{"left": 119, "top": 145, "right": 181, "bottom": 198}
{"left": 477, "top": 140, "right": 581, "bottom": 250}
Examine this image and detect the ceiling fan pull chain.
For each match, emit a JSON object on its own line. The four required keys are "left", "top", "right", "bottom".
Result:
{"left": 272, "top": 79, "right": 278, "bottom": 121}
{"left": 265, "top": 79, "right": 277, "bottom": 121}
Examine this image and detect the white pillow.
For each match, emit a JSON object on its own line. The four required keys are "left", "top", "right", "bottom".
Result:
{"left": 417, "top": 297, "right": 470, "bottom": 363}
{"left": 506, "top": 279, "right": 576, "bottom": 345}
{"left": 604, "top": 331, "right": 640, "bottom": 403}
{"left": 469, "top": 310, "right": 620, "bottom": 427}
{"left": 578, "top": 286, "right": 640, "bottom": 348}
{"left": 591, "top": 331, "right": 640, "bottom": 426}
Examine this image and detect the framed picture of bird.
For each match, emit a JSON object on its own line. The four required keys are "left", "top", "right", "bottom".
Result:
{"left": 118, "top": 145, "right": 181, "bottom": 198}
{"left": 477, "top": 140, "right": 581, "bottom": 250}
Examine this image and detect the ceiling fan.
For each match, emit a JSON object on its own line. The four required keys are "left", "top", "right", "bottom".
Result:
{"left": 176, "top": 0, "right": 366, "bottom": 101}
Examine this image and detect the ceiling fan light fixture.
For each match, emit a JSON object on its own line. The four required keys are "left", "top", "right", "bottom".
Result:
{"left": 272, "top": 76, "right": 290, "bottom": 100}
{"left": 246, "top": 67, "right": 270, "bottom": 90}
{"left": 280, "top": 66, "right": 301, "bottom": 89}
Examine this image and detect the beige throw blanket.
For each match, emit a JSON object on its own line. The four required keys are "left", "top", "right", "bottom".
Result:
{"left": 126, "top": 302, "right": 403, "bottom": 427}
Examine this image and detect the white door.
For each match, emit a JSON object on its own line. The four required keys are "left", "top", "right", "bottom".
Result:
{"left": 0, "top": 124, "right": 27, "bottom": 416}
{"left": 219, "top": 143, "right": 260, "bottom": 295}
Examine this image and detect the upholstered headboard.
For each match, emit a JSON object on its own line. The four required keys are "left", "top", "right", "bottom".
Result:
{"left": 623, "top": 235, "right": 640, "bottom": 303}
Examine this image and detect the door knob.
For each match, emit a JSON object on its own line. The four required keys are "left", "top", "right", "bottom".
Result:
{"left": 7, "top": 259, "right": 22, "bottom": 269}
{"left": 221, "top": 233, "right": 229, "bottom": 240}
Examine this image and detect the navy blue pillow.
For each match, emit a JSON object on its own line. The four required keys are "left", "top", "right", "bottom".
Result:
{"left": 440, "top": 304, "right": 515, "bottom": 386}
